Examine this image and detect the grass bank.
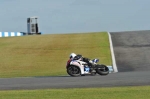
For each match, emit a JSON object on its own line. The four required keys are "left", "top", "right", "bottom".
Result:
{"left": 0, "top": 32, "right": 111, "bottom": 78}
{"left": 0, "top": 86, "right": 150, "bottom": 99}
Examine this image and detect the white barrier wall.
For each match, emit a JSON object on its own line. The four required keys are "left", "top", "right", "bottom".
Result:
{"left": 0, "top": 32, "right": 23, "bottom": 37}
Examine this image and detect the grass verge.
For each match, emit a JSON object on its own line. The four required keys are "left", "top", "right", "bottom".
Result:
{"left": 0, "top": 86, "right": 150, "bottom": 99}
{"left": 0, "top": 32, "right": 111, "bottom": 78}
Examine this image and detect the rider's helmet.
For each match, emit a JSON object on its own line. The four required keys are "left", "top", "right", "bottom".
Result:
{"left": 69, "top": 53, "right": 76, "bottom": 59}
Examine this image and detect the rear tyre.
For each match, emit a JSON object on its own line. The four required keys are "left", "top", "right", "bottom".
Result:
{"left": 67, "top": 65, "right": 81, "bottom": 77}
{"left": 96, "top": 64, "right": 109, "bottom": 75}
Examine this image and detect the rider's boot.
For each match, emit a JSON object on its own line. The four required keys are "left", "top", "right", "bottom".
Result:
{"left": 90, "top": 64, "right": 96, "bottom": 73}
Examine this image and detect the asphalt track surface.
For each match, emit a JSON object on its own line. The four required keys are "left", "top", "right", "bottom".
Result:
{"left": 0, "top": 30, "right": 150, "bottom": 90}
{"left": 111, "top": 30, "right": 150, "bottom": 72}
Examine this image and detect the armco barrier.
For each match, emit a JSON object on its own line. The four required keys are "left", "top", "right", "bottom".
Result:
{"left": 0, "top": 32, "right": 23, "bottom": 37}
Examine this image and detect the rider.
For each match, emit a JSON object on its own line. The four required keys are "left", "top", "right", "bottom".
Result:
{"left": 66, "top": 53, "right": 77, "bottom": 67}
{"left": 68, "top": 53, "right": 94, "bottom": 67}
{"left": 75, "top": 54, "right": 94, "bottom": 67}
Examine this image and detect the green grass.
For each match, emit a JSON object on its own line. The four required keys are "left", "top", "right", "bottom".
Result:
{"left": 0, "top": 86, "right": 150, "bottom": 99}
{"left": 0, "top": 32, "right": 111, "bottom": 78}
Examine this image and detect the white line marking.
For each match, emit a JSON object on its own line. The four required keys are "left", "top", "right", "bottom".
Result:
{"left": 108, "top": 32, "right": 118, "bottom": 72}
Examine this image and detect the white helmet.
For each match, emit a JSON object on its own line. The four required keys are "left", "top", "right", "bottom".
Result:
{"left": 69, "top": 53, "right": 76, "bottom": 59}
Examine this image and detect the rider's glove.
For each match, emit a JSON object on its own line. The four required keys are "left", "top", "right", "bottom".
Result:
{"left": 89, "top": 60, "right": 93, "bottom": 64}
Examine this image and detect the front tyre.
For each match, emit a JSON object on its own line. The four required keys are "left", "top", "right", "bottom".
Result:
{"left": 96, "top": 64, "right": 109, "bottom": 75}
{"left": 67, "top": 65, "right": 81, "bottom": 77}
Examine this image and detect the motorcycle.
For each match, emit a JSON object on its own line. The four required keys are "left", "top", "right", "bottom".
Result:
{"left": 66, "top": 58, "right": 109, "bottom": 77}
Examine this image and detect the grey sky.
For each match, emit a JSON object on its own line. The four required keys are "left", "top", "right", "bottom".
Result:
{"left": 0, "top": 0, "right": 150, "bottom": 34}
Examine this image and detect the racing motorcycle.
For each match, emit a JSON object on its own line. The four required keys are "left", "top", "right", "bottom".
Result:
{"left": 66, "top": 58, "right": 109, "bottom": 77}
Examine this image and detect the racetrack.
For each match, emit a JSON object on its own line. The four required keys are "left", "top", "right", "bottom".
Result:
{"left": 0, "top": 30, "right": 150, "bottom": 90}
{"left": 0, "top": 71, "right": 150, "bottom": 90}
{"left": 111, "top": 30, "right": 150, "bottom": 72}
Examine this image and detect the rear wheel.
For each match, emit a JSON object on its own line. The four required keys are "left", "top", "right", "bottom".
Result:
{"left": 67, "top": 65, "right": 81, "bottom": 77}
{"left": 96, "top": 64, "right": 109, "bottom": 75}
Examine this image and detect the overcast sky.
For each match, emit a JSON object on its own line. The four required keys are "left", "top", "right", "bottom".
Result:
{"left": 0, "top": 0, "right": 150, "bottom": 34}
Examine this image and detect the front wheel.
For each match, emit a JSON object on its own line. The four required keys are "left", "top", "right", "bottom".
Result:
{"left": 67, "top": 65, "right": 81, "bottom": 77}
{"left": 96, "top": 64, "right": 109, "bottom": 75}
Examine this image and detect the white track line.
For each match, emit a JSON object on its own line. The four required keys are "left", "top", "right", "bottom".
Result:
{"left": 108, "top": 32, "right": 118, "bottom": 72}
